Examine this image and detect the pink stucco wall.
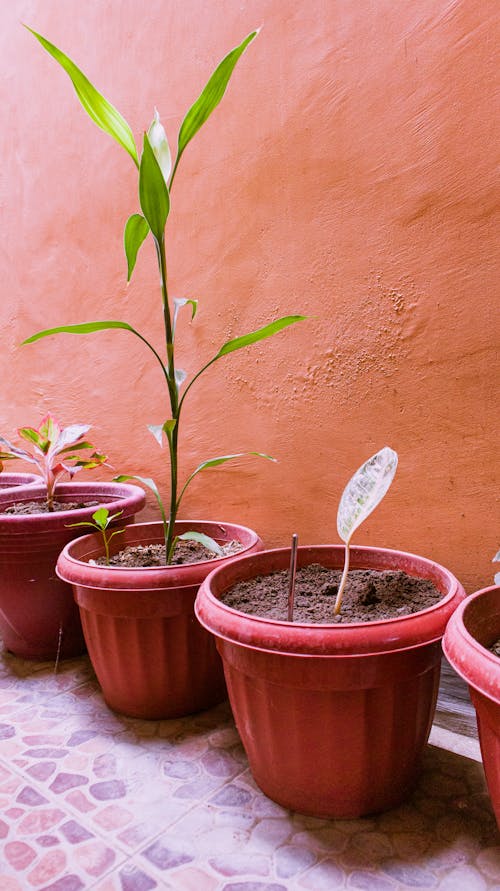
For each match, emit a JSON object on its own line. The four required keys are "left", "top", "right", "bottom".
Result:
{"left": 1, "top": 0, "right": 498, "bottom": 591}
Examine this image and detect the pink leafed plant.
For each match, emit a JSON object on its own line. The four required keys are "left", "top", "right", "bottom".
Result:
{"left": 0, "top": 415, "right": 108, "bottom": 510}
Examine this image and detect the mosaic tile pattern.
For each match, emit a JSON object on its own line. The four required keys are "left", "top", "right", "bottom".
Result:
{"left": 0, "top": 648, "right": 498, "bottom": 890}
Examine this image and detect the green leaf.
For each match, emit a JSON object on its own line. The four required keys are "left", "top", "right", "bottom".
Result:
{"left": 177, "top": 531, "right": 223, "bottom": 557}
{"left": 163, "top": 420, "right": 177, "bottom": 445}
{"left": 124, "top": 214, "right": 149, "bottom": 281}
{"left": 215, "top": 315, "right": 307, "bottom": 359}
{"left": 337, "top": 447, "right": 398, "bottom": 545}
{"left": 22, "top": 320, "right": 140, "bottom": 344}
{"left": 139, "top": 132, "right": 170, "bottom": 242}
{"left": 177, "top": 451, "right": 275, "bottom": 511}
{"left": 25, "top": 26, "right": 139, "bottom": 166}
{"left": 174, "top": 30, "right": 258, "bottom": 177}
{"left": 92, "top": 507, "right": 111, "bottom": 529}
{"left": 113, "top": 474, "right": 167, "bottom": 527}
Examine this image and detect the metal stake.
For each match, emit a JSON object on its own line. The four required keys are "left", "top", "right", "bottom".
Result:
{"left": 287, "top": 533, "right": 298, "bottom": 622}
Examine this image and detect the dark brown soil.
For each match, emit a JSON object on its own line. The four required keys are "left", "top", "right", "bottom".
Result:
{"left": 220, "top": 564, "right": 443, "bottom": 624}
{"left": 92, "top": 538, "right": 243, "bottom": 567}
{"left": 2, "top": 500, "right": 100, "bottom": 515}
{"left": 489, "top": 638, "right": 500, "bottom": 658}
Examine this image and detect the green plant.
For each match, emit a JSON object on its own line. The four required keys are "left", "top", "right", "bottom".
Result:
{"left": 335, "top": 446, "right": 398, "bottom": 614}
{"left": 24, "top": 26, "right": 305, "bottom": 562}
{"left": 0, "top": 415, "right": 107, "bottom": 510}
{"left": 67, "top": 507, "right": 124, "bottom": 565}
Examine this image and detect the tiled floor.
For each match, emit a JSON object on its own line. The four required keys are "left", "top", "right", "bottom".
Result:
{"left": 0, "top": 650, "right": 498, "bottom": 891}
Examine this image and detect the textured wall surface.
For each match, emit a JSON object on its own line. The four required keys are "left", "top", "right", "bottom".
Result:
{"left": 1, "top": 0, "right": 498, "bottom": 591}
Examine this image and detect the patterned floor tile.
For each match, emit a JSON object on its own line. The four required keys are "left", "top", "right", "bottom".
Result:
{"left": 0, "top": 648, "right": 498, "bottom": 891}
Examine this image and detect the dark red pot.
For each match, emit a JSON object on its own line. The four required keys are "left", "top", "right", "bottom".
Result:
{"left": 443, "top": 585, "right": 500, "bottom": 830}
{"left": 195, "top": 544, "right": 465, "bottom": 819}
{"left": 0, "top": 472, "right": 41, "bottom": 492}
{"left": 56, "top": 520, "right": 263, "bottom": 720}
{"left": 0, "top": 482, "right": 146, "bottom": 661}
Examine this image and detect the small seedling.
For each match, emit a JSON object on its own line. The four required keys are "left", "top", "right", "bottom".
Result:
{"left": 0, "top": 415, "right": 108, "bottom": 511}
{"left": 334, "top": 447, "right": 398, "bottom": 615}
{"left": 493, "top": 550, "right": 500, "bottom": 586}
{"left": 67, "top": 507, "right": 124, "bottom": 565}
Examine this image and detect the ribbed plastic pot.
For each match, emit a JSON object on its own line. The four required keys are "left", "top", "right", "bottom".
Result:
{"left": 0, "top": 472, "right": 41, "bottom": 492}
{"left": 443, "top": 585, "right": 500, "bottom": 830}
{"left": 56, "top": 521, "right": 263, "bottom": 720}
{"left": 0, "top": 482, "right": 146, "bottom": 661}
{"left": 195, "top": 544, "right": 466, "bottom": 819}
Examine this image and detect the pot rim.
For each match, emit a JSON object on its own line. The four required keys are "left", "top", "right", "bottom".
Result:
{"left": 195, "top": 544, "right": 466, "bottom": 657}
{"left": 56, "top": 519, "right": 263, "bottom": 590}
{"left": 443, "top": 585, "right": 500, "bottom": 701}
{"left": 0, "top": 481, "right": 146, "bottom": 530}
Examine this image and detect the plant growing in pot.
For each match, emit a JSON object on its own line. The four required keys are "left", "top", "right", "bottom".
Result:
{"left": 25, "top": 27, "right": 305, "bottom": 718}
{"left": 0, "top": 416, "right": 145, "bottom": 660}
{"left": 195, "top": 447, "right": 467, "bottom": 819}
{"left": 443, "top": 553, "right": 500, "bottom": 830}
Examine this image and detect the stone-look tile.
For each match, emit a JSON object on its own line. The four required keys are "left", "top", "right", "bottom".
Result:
{"left": 0, "top": 648, "right": 499, "bottom": 891}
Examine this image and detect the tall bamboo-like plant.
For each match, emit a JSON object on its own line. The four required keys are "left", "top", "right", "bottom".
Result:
{"left": 24, "top": 26, "right": 305, "bottom": 562}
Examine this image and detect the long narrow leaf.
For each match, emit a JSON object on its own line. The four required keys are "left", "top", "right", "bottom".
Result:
{"left": 177, "top": 451, "right": 275, "bottom": 511}
{"left": 26, "top": 26, "right": 138, "bottom": 166}
{"left": 124, "top": 214, "right": 149, "bottom": 281}
{"left": 139, "top": 133, "right": 170, "bottom": 242}
{"left": 174, "top": 30, "right": 258, "bottom": 176}
{"left": 215, "top": 315, "right": 306, "bottom": 359}
{"left": 23, "top": 320, "right": 139, "bottom": 344}
{"left": 177, "top": 531, "right": 223, "bottom": 557}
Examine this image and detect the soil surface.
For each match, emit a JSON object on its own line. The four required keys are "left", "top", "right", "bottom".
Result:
{"left": 2, "top": 500, "right": 100, "bottom": 515}
{"left": 92, "top": 538, "right": 243, "bottom": 567}
{"left": 220, "top": 564, "right": 443, "bottom": 624}
{"left": 489, "top": 638, "right": 500, "bottom": 658}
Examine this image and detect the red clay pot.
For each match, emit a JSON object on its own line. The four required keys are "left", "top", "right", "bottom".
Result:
{"left": 0, "top": 472, "right": 41, "bottom": 492}
{"left": 195, "top": 544, "right": 465, "bottom": 819}
{"left": 0, "top": 482, "right": 146, "bottom": 661}
{"left": 56, "top": 520, "right": 263, "bottom": 720}
{"left": 443, "top": 585, "right": 500, "bottom": 830}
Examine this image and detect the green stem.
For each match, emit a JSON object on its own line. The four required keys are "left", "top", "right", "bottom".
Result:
{"left": 155, "top": 235, "right": 179, "bottom": 562}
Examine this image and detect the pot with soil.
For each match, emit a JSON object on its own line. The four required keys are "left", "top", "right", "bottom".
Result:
{"left": 0, "top": 414, "right": 146, "bottom": 660}
{"left": 195, "top": 449, "right": 466, "bottom": 819}
{"left": 56, "top": 520, "right": 263, "bottom": 720}
{"left": 0, "top": 480, "right": 146, "bottom": 661}
{"left": 443, "top": 584, "right": 500, "bottom": 830}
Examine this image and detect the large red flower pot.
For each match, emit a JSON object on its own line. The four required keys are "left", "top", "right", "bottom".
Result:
{"left": 0, "top": 472, "right": 41, "bottom": 492}
{"left": 443, "top": 585, "right": 500, "bottom": 830}
{"left": 0, "top": 482, "right": 146, "bottom": 661}
{"left": 195, "top": 544, "right": 465, "bottom": 819}
{"left": 56, "top": 521, "right": 263, "bottom": 720}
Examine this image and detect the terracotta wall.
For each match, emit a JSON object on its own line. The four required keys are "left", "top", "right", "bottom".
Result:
{"left": 1, "top": 0, "right": 498, "bottom": 591}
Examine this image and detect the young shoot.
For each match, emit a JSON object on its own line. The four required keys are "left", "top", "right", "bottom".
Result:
{"left": 23, "top": 28, "right": 306, "bottom": 564}
{"left": 0, "top": 415, "right": 107, "bottom": 511}
{"left": 67, "top": 507, "right": 124, "bottom": 566}
{"left": 493, "top": 550, "right": 500, "bottom": 586}
{"left": 334, "top": 447, "right": 398, "bottom": 615}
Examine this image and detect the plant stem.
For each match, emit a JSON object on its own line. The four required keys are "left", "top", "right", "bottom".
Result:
{"left": 155, "top": 235, "right": 179, "bottom": 563}
{"left": 334, "top": 541, "right": 350, "bottom": 615}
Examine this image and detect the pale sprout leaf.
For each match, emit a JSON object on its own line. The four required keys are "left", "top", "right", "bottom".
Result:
{"left": 337, "top": 447, "right": 398, "bottom": 544}
{"left": 493, "top": 550, "right": 500, "bottom": 563}
{"left": 173, "top": 298, "right": 198, "bottom": 335}
{"left": 175, "top": 368, "right": 187, "bottom": 392}
{"left": 177, "top": 531, "right": 223, "bottom": 557}
{"left": 147, "top": 109, "right": 172, "bottom": 183}
{"left": 147, "top": 424, "right": 164, "bottom": 448}
{"left": 495, "top": 572, "right": 500, "bottom": 585}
